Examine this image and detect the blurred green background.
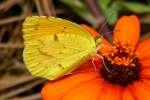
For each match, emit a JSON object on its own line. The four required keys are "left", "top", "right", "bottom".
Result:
{"left": 0, "top": 0, "right": 149, "bottom": 99}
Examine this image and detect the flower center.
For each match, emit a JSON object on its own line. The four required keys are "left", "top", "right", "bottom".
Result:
{"left": 100, "top": 40, "right": 140, "bottom": 86}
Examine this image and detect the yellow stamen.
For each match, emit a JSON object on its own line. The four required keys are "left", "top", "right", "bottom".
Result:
{"left": 100, "top": 40, "right": 137, "bottom": 67}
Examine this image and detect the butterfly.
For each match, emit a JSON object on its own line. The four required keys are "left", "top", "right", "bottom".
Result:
{"left": 23, "top": 16, "right": 102, "bottom": 80}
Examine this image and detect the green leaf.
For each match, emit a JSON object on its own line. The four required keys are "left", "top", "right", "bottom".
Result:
{"left": 97, "top": 0, "right": 111, "bottom": 10}
{"left": 60, "top": 0, "right": 96, "bottom": 26}
{"left": 103, "top": 8, "right": 118, "bottom": 25}
{"left": 118, "top": 1, "right": 150, "bottom": 13}
{"left": 97, "top": 1, "right": 119, "bottom": 25}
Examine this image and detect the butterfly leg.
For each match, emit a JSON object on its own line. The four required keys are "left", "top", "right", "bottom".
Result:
{"left": 96, "top": 54, "right": 111, "bottom": 73}
{"left": 91, "top": 57, "right": 98, "bottom": 73}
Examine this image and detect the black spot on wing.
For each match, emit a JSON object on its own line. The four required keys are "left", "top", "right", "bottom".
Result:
{"left": 59, "top": 51, "right": 63, "bottom": 54}
{"left": 58, "top": 64, "right": 64, "bottom": 69}
{"left": 62, "top": 27, "right": 67, "bottom": 32}
{"left": 64, "top": 26, "right": 67, "bottom": 29}
{"left": 38, "top": 40, "right": 45, "bottom": 46}
{"left": 54, "top": 34, "right": 58, "bottom": 41}
{"left": 38, "top": 49, "right": 55, "bottom": 58}
{"left": 63, "top": 46, "right": 66, "bottom": 49}
{"left": 35, "top": 24, "right": 39, "bottom": 26}
{"left": 34, "top": 27, "right": 38, "bottom": 30}
{"left": 34, "top": 24, "right": 39, "bottom": 30}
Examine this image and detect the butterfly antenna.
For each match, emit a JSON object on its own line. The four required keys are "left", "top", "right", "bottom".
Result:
{"left": 99, "top": 12, "right": 115, "bottom": 33}
{"left": 103, "top": 30, "right": 121, "bottom": 35}
{"left": 99, "top": 19, "right": 108, "bottom": 33}
{"left": 96, "top": 54, "right": 111, "bottom": 73}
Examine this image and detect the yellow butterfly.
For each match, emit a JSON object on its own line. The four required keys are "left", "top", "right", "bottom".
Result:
{"left": 23, "top": 16, "right": 102, "bottom": 80}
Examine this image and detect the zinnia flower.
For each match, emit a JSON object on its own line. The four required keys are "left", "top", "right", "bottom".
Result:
{"left": 41, "top": 15, "right": 150, "bottom": 100}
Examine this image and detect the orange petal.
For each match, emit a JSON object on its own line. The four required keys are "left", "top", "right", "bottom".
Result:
{"left": 62, "top": 78, "right": 105, "bottom": 100}
{"left": 80, "top": 24, "right": 100, "bottom": 38}
{"left": 98, "top": 38, "right": 112, "bottom": 55}
{"left": 41, "top": 72, "right": 98, "bottom": 100}
{"left": 73, "top": 60, "right": 99, "bottom": 74}
{"left": 80, "top": 24, "right": 111, "bottom": 47}
{"left": 122, "top": 88, "right": 135, "bottom": 100}
{"left": 80, "top": 24, "right": 112, "bottom": 61}
{"left": 136, "top": 38, "right": 150, "bottom": 60}
{"left": 140, "top": 68, "right": 150, "bottom": 79}
{"left": 98, "top": 84, "right": 123, "bottom": 100}
{"left": 129, "top": 80, "right": 150, "bottom": 100}
{"left": 140, "top": 59, "right": 150, "bottom": 69}
{"left": 113, "top": 15, "right": 140, "bottom": 48}
{"left": 141, "top": 79, "right": 150, "bottom": 86}
{"left": 101, "top": 38, "right": 112, "bottom": 47}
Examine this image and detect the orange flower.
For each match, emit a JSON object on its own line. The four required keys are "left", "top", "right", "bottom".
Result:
{"left": 41, "top": 15, "right": 150, "bottom": 100}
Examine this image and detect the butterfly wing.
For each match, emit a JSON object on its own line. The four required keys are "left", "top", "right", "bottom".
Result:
{"left": 23, "top": 16, "right": 96, "bottom": 80}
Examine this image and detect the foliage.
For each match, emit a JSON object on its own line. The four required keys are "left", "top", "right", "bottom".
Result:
{"left": 61, "top": 0, "right": 150, "bottom": 25}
